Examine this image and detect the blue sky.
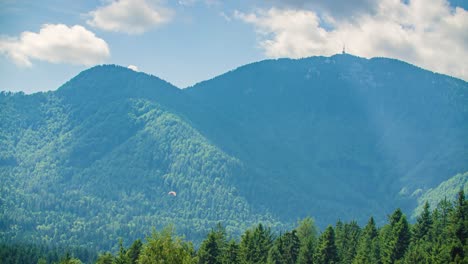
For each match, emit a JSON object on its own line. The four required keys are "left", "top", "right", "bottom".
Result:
{"left": 1, "top": 0, "right": 467, "bottom": 93}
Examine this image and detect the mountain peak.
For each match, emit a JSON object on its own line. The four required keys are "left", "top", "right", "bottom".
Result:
{"left": 56, "top": 64, "right": 180, "bottom": 102}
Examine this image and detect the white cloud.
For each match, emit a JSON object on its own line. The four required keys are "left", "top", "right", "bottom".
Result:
{"left": 178, "top": 0, "right": 220, "bottom": 7}
{"left": 127, "top": 64, "right": 139, "bottom": 71}
{"left": 219, "top": 11, "right": 232, "bottom": 22}
{"left": 236, "top": 0, "right": 468, "bottom": 81}
{"left": 0, "top": 24, "right": 110, "bottom": 67}
{"left": 87, "top": 0, "right": 173, "bottom": 34}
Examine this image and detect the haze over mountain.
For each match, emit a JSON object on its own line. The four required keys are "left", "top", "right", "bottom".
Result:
{"left": 1, "top": 54, "right": 467, "bottom": 250}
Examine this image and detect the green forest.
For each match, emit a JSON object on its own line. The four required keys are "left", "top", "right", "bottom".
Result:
{"left": 2, "top": 191, "right": 467, "bottom": 264}
{"left": 1, "top": 56, "right": 467, "bottom": 260}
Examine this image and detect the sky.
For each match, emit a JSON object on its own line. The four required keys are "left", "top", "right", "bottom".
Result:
{"left": 0, "top": 0, "right": 467, "bottom": 93}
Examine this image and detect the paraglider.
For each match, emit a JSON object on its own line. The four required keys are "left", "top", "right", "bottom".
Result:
{"left": 168, "top": 191, "right": 177, "bottom": 197}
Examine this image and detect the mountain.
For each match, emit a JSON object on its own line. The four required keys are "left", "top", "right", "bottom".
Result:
{"left": 1, "top": 55, "right": 467, "bottom": 250}
{"left": 183, "top": 54, "right": 468, "bottom": 222}
{"left": 0, "top": 66, "right": 279, "bottom": 250}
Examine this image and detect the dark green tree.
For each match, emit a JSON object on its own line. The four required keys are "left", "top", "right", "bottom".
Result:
{"left": 199, "top": 231, "right": 221, "bottom": 264}
{"left": 314, "top": 225, "right": 339, "bottom": 264}
{"left": 447, "top": 190, "right": 468, "bottom": 262}
{"left": 59, "top": 252, "right": 82, "bottom": 264}
{"left": 267, "top": 245, "right": 283, "bottom": 264}
{"left": 239, "top": 223, "right": 273, "bottom": 264}
{"left": 401, "top": 202, "right": 433, "bottom": 263}
{"left": 335, "top": 221, "right": 360, "bottom": 264}
{"left": 198, "top": 223, "right": 228, "bottom": 264}
{"left": 222, "top": 240, "right": 239, "bottom": 264}
{"left": 126, "top": 239, "right": 142, "bottom": 264}
{"left": 380, "top": 209, "right": 410, "bottom": 264}
{"left": 412, "top": 202, "right": 432, "bottom": 243}
{"left": 95, "top": 252, "right": 114, "bottom": 264}
{"left": 267, "top": 230, "right": 300, "bottom": 264}
{"left": 115, "top": 239, "right": 131, "bottom": 264}
{"left": 353, "top": 217, "right": 380, "bottom": 264}
{"left": 427, "top": 200, "right": 453, "bottom": 263}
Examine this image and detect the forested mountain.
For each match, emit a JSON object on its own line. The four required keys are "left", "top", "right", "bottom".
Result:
{"left": 184, "top": 54, "right": 468, "bottom": 222}
{"left": 1, "top": 54, "right": 467, "bottom": 251}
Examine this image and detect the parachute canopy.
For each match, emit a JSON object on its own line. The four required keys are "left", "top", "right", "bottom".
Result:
{"left": 168, "top": 191, "right": 177, "bottom": 196}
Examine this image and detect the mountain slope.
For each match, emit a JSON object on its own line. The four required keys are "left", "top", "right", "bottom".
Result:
{"left": 183, "top": 54, "right": 468, "bottom": 223}
{"left": 413, "top": 171, "right": 468, "bottom": 218}
{"left": 0, "top": 66, "right": 279, "bottom": 250}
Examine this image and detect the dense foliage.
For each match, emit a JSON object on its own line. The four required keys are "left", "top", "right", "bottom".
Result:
{"left": 1, "top": 55, "right": 467, "bottom": 251}
{"left": 1, "top": 191, "right": 467, "bottom": 263}
{"left": 413, "top": 171, "right": 468, "bottom": 218}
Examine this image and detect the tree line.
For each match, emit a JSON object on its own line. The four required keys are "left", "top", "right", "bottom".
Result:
{"left": 2, "top": 190, "right": 467, "bottom": 264}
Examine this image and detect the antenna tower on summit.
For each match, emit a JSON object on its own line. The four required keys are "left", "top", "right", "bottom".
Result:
{"left": 342, "top": 44, "right": 346, "bottom": 54}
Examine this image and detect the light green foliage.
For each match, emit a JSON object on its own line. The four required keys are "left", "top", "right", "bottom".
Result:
{"left": 96, "top": 253, "right": 114, "bottom": 264}
{"left": 414, "top": 172, "right": 468, "bottom": 218}
{"left": 296, "top": 217, "right": 317, "bottom": 264}
{"left": 137, "top": 226, "right": 197, "bottom": 264}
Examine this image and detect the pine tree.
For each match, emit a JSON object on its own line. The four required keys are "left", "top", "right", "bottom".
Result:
{"left": 428, "top": 200, "right": 453, "bottom": 263}
{"left": 239, "top": 223, "right": 273, "bottom": 264}
{"left": 115, "top": 238, "right": 131, "bottom": 264}
{"left": 353, "top": 217, "right": 380, "bottom": 264}
{"left": 380, "top": 209, "right": 410, "bottom": 264}
{"left": 412, "top": 202, "right": 432, "bottom": 243}
{"left": 267, "top": 230, "right": 300, "bottom": 264}
{"left": 138, "top": 226, "right": 196, "bottom": 264}
{"left": 296, "top": 217, "right": 317, "bottom": 264}
{"left": 222, "top": 240, "right": 239, "bottom": 264}
{"left": 126, "top": 239, "right": 142, "bottom": 264}
{"left": 267, "top": 244, "right": 283, "bottom": 264}
{"left": 96, "top": 253, "right": 114, "bottom": 264}
{"left": 448, "top": 190, "right": 468, "bottom": 262}
{"left": 336, "top": 221, "right": 360, "bottom": 264}
{"left": 314, "top": 225, "right": 339, "bottom": 264}
{"left": 298, "top": 236, "right": 315, "bottom": 264}
{"left": 59, "top": 252, "right": 83, "bottom": 264}
{"left": 199, "top": 231, "right": 221, "bottom": 264}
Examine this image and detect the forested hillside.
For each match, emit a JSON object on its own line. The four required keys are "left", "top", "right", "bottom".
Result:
{"left": 0, "top": 66, "right": 281, "bottom": 250}
{"left": 414, "top": 172, "right": 468, "bottom": 218}
{"left": 184, "top": 54, "right": 468, "bottom": 222}
{"left": 1, "top": 55, "right": 467, "bottom": 251}
{"left": 2, "top": 192, "right": 467, "bottom": 264}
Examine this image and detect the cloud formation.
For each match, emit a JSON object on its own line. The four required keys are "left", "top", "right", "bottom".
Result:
{"left": 87, "top": 0, "right": 173, "bottom": 34}
{"left": 127, "top": 65, "right": 139, "bottom": 71}
{"left": 259, "top": 0, "right": 378, "bottom": 17}
{"left": 178, "top": 0, "right": 220, "bottom": 7}
{"left": 0, "top": 24, "right": 110, "bottom": 67}
{"left": 236, "top": 0, "right": 468, "bottom": 81}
